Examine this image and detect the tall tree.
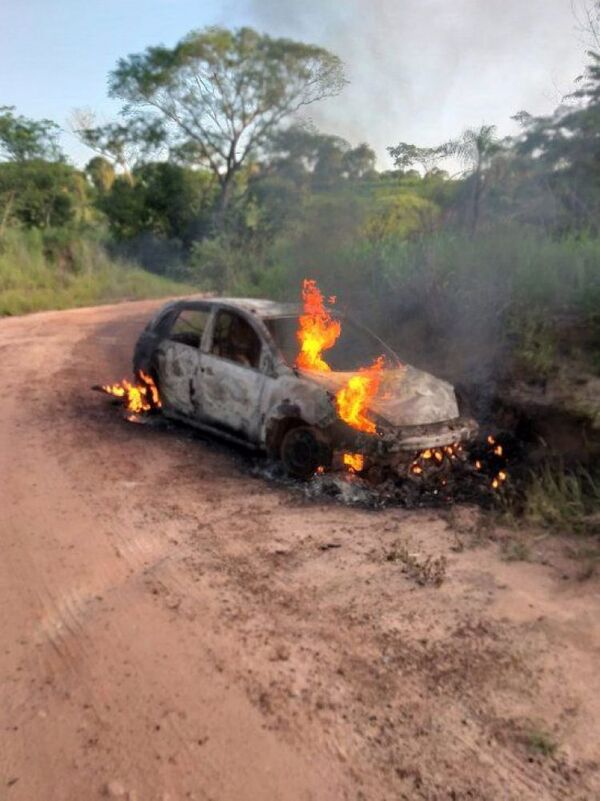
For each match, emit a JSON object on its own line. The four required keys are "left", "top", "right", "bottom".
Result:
{"left": 342, "top": 143, "right": 376, "bottom": 180}
{"left": 85, "top": 156, "right": 116, "bottom": 194}
{"left": 442, "top": 125, "right": 502, "bottom": 233}
{"left": 515, "top": 50, "right": 600, "bottom": 228}
{"left": 105, "top": 26, "right": 347, "bottom": 224}
{"left": 0, "top": 106, "right": 63, "bottom": 163}
{"left": 387, "top": 142, "right": 446, "bottom": 174}
{"left": 72, "top": 110, "right": 164, "bottom": 186}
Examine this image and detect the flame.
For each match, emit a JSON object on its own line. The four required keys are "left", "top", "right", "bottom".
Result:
{"left": 410, "top": 443, "right": 462, "bottom": 477}
{"left": 335, "top": 357, "right": 384, "bottom": 434}
{"left": 101, "top": 370, "right": 161, "bottom": 414}
{"left": 484, "top": 434, "right": 509, "bottom": 489}
{"left": 343, "top": 452, "right": 364, "bottom": 472}
{"left": 295, "top": 279, "right": 385, "bottom": 435}
{"left": 492, "top": 470, "right": 508, "bottom": 490}
{"left": 296, "top": 279, "right": 341, "bottom": 372}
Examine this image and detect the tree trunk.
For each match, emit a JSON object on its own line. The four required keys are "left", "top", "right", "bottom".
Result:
{"left": 212, "top": 172, "right": 235, "bottom": 232}
{"left": 470, "top": 165, "right": 482, "bottom": 235}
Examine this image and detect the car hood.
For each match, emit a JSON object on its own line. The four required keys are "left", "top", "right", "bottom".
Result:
{"left": 301, "top": 365, "right": 459, "bottom": 427}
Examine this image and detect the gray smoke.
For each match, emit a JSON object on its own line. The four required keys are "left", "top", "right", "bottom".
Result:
{"left": 233, "top": 0, "right": 587, "bottom": 164}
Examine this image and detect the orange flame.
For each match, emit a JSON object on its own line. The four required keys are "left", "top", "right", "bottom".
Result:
{"left": 335, "top": 356, "right": 384, "bottom": 434}
{"left": 295, "top": 279, "right": 384, "bottom": 435}
{"left": 343, "top": 452, "right": 364, "bottom": 472}
{"left": 101, "top": 370, "right": 161, "bottom": 414}
{"left": 296, "top": 279, "right": 341, "bottom": 372}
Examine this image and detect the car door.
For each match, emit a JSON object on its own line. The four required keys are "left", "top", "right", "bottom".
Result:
{"left": 156, "top": 304, "right": 211, "bottom": 416}
{"left": 195, "top": 308, "right": 271, "bottom": 442}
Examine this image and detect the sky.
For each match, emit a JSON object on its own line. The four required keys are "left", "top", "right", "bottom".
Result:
{"left": 0, "top": 0, "right": 593, "bottom": 167}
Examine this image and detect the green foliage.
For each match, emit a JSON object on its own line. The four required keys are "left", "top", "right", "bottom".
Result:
{"left": 0, "top": 160, "right": 88, "bottom": 228}
{"left": 188, "top": 234, "right": 253, "bottom": 292}
{"left": 523, "top": 463, "right": 600, "bottom": 534}
{"left": 85, "top": 157, "right": 116, "bottom": 194}
{"left": 514, "top": 50, "right": 600, "bottom": 230}
{"left": 0, "top": 226, "right": 190, "bottom": 316}
{"left": 500, "top": 539, "right": 531, "bottom": 562}
{"left": 362, "top": 191, "right": 440, "bottom": 242}
{"left": 510, "top": 315, "right": 558, "bottom": 379}
{"left": 0, "top": 106, "right": 63, "bottom": 162}
{"left": 97, "top": 162, "right": 217, "bottom": 246}
{"left": 387, "top": 142, "right": 446, "bottom": 173}
{"left": 525, "top": 728, "right": 558, "bottom": 758}
{"left": 107, "top": 26, "right": 347, "bottom": 218}
{"left": 73, "top": 114, "right": 165, "bottom": 178}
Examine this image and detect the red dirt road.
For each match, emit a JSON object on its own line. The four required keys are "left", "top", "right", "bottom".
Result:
{"left": 1, "top": 299, "right": 600, "bottom": 801}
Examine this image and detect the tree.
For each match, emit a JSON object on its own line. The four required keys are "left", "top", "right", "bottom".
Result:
{"left": 342, "top": 143, "right": 376, "bottom": 180}
{"left": 266, "top": 124, "right": 375, "bottom": 185}
{"left": 97, "top": 161, "right": 216, "bottom": 246}
{"left": 0, "top": 161, "right": 83, "bottom": 228}
{"left": 387, "top": 142, "right": 446, "bottom": 174}
{"left": 72, "top": 109, "right": 164, "bottom": 186}
{"left": 85, "top": 157, "right": 116, "bottom": 194}
{"left": 515, "top": 50, "right": 600, "bottom": 229}
{"left": 442, "top": 125, "right": 502, "bottom": 233}
{"left": 0, "top": 106, "right": 63, "bottom": 163}
{"left": 312, "top": 135, "right": 349, "bottom": 187}
{"left": 106, "top": 26, "right": 347, "bottom": 224}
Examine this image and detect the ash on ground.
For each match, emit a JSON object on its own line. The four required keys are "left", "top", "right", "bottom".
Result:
{"left": 249, "top": 439, "right": 514, "bottom": 510}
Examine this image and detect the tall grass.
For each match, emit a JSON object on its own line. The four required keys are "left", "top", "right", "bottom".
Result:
{"left": 219, "top": 221, "right": 600, "bottom": 314}
{"left": 212, "top": 221, "right": 599, "bottom": 379}
{"left": 0, "top": 227, "right": 193, "bottom": 316}
{"left": 522, "top": 464, "right": 600, "bottom": 534}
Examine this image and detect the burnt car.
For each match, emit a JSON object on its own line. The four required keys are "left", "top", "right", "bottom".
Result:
{"left": 133, "top": 297, "right": 478, "bottom": 478}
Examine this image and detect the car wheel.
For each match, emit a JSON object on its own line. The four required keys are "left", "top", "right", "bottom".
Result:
{"left": 280, "top": 425, "right": 332, "bottom": 479}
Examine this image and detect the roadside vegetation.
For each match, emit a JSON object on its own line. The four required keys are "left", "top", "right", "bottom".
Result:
{"left": 2, "top": 19, "right": 600, "bottom": 523}
{"left": 0, "top": 227, "right": 189, "bottom": 315}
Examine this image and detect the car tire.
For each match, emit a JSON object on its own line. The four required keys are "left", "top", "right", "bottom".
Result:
{"left": 280, "top": 425, "right": 332, "bottom": 480}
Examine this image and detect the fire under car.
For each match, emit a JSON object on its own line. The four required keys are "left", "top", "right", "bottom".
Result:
{"left": 132, "top": 296, "right": 478, "bottom": 479}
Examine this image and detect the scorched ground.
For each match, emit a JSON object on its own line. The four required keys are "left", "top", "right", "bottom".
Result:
{"left": 1, "top": 298, "right": 600, "bottom": 801}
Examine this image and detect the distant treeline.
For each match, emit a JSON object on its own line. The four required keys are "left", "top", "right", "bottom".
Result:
{"left": 1, "top": 25, "right": 599, "bottom": 374}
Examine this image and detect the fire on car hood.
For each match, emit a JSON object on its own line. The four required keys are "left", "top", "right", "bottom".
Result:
{"left": 300, "top": 364, "right": 459, "bottom": 428}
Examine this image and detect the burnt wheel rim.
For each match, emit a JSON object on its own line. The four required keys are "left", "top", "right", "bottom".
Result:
{"left": 281, "top": 428, "right": 327, "bottom": 478}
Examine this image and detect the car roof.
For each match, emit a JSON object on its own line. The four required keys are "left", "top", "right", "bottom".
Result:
{"left": 167, "top": 295, "right": 302, "bottom": 318}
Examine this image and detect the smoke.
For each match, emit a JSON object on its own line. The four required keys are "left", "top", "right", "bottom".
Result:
{"left": 236, "top": 0, "right": 588, "bottom": 164}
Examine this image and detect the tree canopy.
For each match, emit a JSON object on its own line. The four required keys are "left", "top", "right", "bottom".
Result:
{"left": 105, "top": 26, "right": 347, "bottom": 219}
{"left": 0, "top": 106, "right": 63, "bottom": 163}
{"left": 515, "top": 50, "right": 600, "bottom": 227}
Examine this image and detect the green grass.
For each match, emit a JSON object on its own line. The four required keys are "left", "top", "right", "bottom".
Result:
{"left": 500, "top": 539, "right": 531, "bottom": 562}
{"left": 0, "top": 227, "right": 194, "bottom": 316}
{"left": 525, "top": 728, "right": 558, "bottom": 757}
{"left": 222, "top": 221, "right": 600, "bottom": 309}
{"left": 523, "top": 464, "right": 600, "bottom": 534}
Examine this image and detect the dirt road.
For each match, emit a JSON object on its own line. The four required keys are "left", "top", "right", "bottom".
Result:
{"left": 1, "top": 299, "right": 600, "bottom": 801}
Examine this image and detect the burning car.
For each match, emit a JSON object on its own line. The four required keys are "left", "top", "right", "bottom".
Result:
{"left": 121, "top": 281, "right": 478, "bottom": 479}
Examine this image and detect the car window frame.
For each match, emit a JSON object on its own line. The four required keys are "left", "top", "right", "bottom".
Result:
{"left": 204, "top": 306, "right": 269, "bottom": 374}
{"left": 165, "top": 302, "right": 212, "bottom": 351}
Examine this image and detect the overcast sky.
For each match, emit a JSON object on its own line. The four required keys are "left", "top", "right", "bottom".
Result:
{"left": 0, "top": 0, "right": 592, "bottom": 166}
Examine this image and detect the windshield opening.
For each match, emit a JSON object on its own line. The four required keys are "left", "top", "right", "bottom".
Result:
{"left": 264, "top": 315, "right": 400, "bottom": 372}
